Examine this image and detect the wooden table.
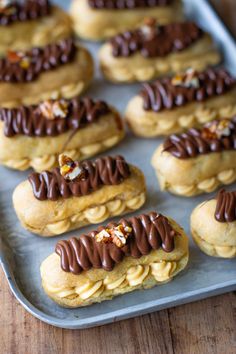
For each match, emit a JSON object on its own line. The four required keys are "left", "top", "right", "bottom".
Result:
{"left": 1, "top": 1, "right": 236, "bottom": 353}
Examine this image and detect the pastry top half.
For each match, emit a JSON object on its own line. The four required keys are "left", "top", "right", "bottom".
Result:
{"left": 87, "top": 0, "right": 176, "bottom": 10}
{"left": 191, "top": 189, "right": 236, "bottom": 247}
{"left": 108, "top": 20, "right": 208, "bottom": 59}
{"left": 0, "top": 96, "right": 120, "bottom": 138}
{"left": 0, "top": 36, "right": 77, "bottom": 84}
{"left": 140, "top": 67, "right": 235, "bottom": 113}
{"left": 163, "top": 116, "right": 236, "bottom": 160}
{"left": 46, "top": 212, "right": 188, "bottom": 275}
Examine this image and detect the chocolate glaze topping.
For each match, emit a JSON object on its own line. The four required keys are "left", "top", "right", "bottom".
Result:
{"left": 88, "top": 0, "right": 173, "bottom": 9}
{"left": 0, "top": 98, "right": 111, "bottom": 137}
{"left": 163, "top": 117, "right": 236, "bottom": 159}
{"left": 0, "top": 0, "right": 51, "bottom": 26}
{"left": 110, "top": 22, "right": 202, "bottom": 58}
{"left": 215, "top": 189, "right": 236, "bottom": 223}
{"left": 0, "top": 37, "right": 76, "bottom": 83}
{"left": 28, "top": 155, "right": 130, "bottom": 201}
{"left": 55, "top": 212, "right": 177, "bottom": 274}
{"left": 141, "top": 68, "right": 235, "bottom": 112}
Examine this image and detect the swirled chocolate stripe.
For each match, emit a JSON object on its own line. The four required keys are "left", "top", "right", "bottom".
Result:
{"left": 28, "top": 155, "right": 131, "bottom": 201}
{"left": 141, "top": 68, "right": 236, "bottom": 112}
{"left": 110, "top": 22, "right": 203, "bottom": 58}
{"left": 0, "top": 98, "right": 111, "bottom": 137}
{"left": 88, "top": 0, "right": 173, "bottom": 9}
{"left": 163, "top": 117, "right": 236, "bottom": 159}
{"left": 215, "top": 189, "right": 236, "bottom": 223}
{"left": 55, "top": 212, "right": 177, "bottom": 274}
{"left": 0, "top": 0, "right": 51, "bottom": 26}
{"left": 0, "top": 37, "right": 76, "bottom": 83}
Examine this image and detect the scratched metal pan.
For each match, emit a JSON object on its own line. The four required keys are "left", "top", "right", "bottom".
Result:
{"left": 0, "top": 0, "right": 236, "bottom": 329}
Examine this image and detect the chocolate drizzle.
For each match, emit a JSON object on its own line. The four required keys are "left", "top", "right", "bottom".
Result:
{"left": 141, "top": 68, "right": 236, "bottom": 112}
{"left": 88, "top": 0, "right": 173, "bottom": 9}
{"left": 0, "top": 37, "right": 76, "bottom": 83}
{"left": 0, "top": 98, "right": 111, "bottom": 137}
{"left": 0, "top": 0, "right": 51, "bottom": 26}
{"left": 163, "top": 117, "right": 236, "bottom": 159}
{"left": 28, "top": 155, "right": 131, "bottom": 201}
{"left": 215, "top": 189, "right": 236, "bottom": 223}
{"left": 110, "top": 22, "right": 203, "bottom": 58}
{"left": 55, "top": 212, "right": 177, "bottom": 274}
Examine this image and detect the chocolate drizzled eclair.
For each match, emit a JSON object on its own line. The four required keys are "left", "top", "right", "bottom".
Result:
{"left": 191, "top": 189, "right": 236, "bottom": 258}
{"left": 13, "top": 155, "right": 146, "bottom": 237}
{"left": 40, "top": 211, "right": 189, "bottom": 307}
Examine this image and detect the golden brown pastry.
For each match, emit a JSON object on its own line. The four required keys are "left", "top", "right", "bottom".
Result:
{"left": 126, "top": 68, "right": 236, "bottom": 137}
{"left": 191, "top": 189, "right": 236, "bottom": 258}
{"left": 0, "top": 97, "right": 125, "bottom": 171}
{"left": 70, "top": 0, "right": 184, "bottom": 41}
{"left": 13, "top": 155, "right": 146, "bottom": 237}
{"left": 0, "top": 37, "right": 94, "bottom": 108}
{"left": 0, "top": 0, "right": 72, "bottom": 55}
{"left": 151, "top": 117, "right": 236, "bottom": 197}
{"left": 40, "top": 211, "right": 189, "bottom": 307}
{"left": 99, "top": 20, "right": 221, "bottom": 83}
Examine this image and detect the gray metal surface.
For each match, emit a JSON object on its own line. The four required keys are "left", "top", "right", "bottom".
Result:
{"left": 0, "top": 0, "right": 236, "bottom": 329}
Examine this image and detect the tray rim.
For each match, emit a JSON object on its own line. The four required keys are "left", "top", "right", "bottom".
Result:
{"left": 1, "top": 0, "right": 236, "bottom": 329}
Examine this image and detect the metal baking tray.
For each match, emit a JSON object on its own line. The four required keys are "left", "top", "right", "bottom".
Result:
{"left": 1, "top": 0, "right": 236, "bottom": 329}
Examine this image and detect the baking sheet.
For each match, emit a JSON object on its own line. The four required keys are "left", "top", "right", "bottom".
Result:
{"left": 0, "top": 0, "right": 236, "bottom": 329}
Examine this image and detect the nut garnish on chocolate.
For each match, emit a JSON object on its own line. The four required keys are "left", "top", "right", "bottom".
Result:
{"left": 0, "top": 97, "right": 111, "bottom": 137}
{"left": 0, "top": 0, "right": 51, "bottom": 26}
{"left": 28, "top": 155, "right": 131, "bottom": 201}
{"left": 141, "top": 68, "right": 236, "bottom": 112}
{"left": 163, "top": 117, "right": 236, "bottom": 159}
{"left": 55, "top": 212, "right": 177, "bottom": 274}
{"left": 215, "top": 189, "right": 236, "bottom": 223}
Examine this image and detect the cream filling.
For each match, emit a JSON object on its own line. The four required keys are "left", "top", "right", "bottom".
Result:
{"left": 46, "top": 260, "right": 178, "bottom": 301}
{"left": 193, "top": 230, "right": 236, "bottom": 258}
{"left": 156, "top": 168, "right": 236, "bottom": 197}
{"left": 45, "top": 192, "right": 146, "bottom": 235}
{"left": 2, "top": 134, "right": 123, "bottom": 172}
{"left": 129, "top": 103, "right": 236, "bottom": 135}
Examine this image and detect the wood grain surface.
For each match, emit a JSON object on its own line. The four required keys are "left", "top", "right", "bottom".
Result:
{"left": 1, "top": 1, "right": 236, "bottom": 353}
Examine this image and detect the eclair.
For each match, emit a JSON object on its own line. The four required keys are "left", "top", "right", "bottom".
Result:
{"left": 99, "top": 20, "right": 220, "bottom": 83}
{"left": 0, "top": 97, "right": 125, "bottom": 171}
{"left": 0, "top": 0, "right": 72, "bottom": 55}
{"left": 151, "top": 117, "right": 236, "bottom": 197}
{"left": 40, "top": 211, "right": 189, "bottom": 307}
{"left": 0, "top": 37, "right": 93, "bottom": 108}
{"left": 126, "top": 68, "right": 236, "bottom": 137}
{"left": 70, "top": 0, "right": 184, "bottom": 41}
{"left": 13, "top": 155, "right": 146, "bottom": 237}
{"left": 191, "top": 189, "right": 236, "bottom": 258}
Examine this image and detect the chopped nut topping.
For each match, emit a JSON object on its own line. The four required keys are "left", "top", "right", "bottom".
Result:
{"left": 171, "top": 68, "right": 200, "bottom": 88}
{"left": 141, "top": 18, "right": 159, "bottom": 40}
{"left": 202, "top": 119, "right": 232, "bottom": 140}
{"left": 95, "top": 224, "right": 133, "bottom": 248}
{"left": 7, "top": 50, "right": 31, "bottom": 69}
{"left": 59, "top": 154, "right": 85, "bottom": 181}
{"left": 39, "top": 99, "right": 69, "bottom": 120}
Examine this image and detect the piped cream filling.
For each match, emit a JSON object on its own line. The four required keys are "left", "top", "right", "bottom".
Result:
{"left": 1, "top": 133, "right": 123, "bottom": 172}
{"left": 46, "top": 260, "right": 179, "bottom": 301}
{"left": 45, "top": 192, "right": 146, "bottom": 235}
{"left": 156, "top": 168, "right": 236, "bottom": 197}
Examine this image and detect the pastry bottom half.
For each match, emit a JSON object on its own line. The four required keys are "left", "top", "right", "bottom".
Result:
{"left": 125, "top": 89, "right": 236, "bottom": 137}
{"left": 0, "top": 6, "right": 72, "bottom": 55}
{"left": 40, "top": 218, "right": 189, "bottom": 308}
{"left": 70, "top": 0, "right": 183, "bottom": 41}
{"left": 0, "top": 112, "right": 124, "bottom": 172}
{"left": 0, "top": 47, "right": 93, "bottom": 108}
{"left": 152, "top": 146, "right": 236, "bottom": 197}
{"left": 191, "top": 200, "right": 236, "bottom": 258}
{"left": 99, "top": 35, "right": 220, "bottom": 83}
{"left": 13, "top": 166, "right": 146, "bottom": 237}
